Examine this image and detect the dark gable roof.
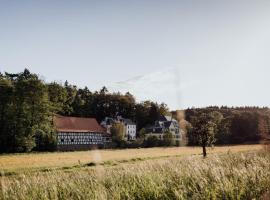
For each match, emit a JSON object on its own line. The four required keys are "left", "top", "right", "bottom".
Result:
{"left": 54, "top": 116, "right": 105, "bottom": 133}
{"left": 163, "top": 121, "right": 172, "bottom": 128}
{"left": 159, "top": 115, "right": 173, "bottom": 122}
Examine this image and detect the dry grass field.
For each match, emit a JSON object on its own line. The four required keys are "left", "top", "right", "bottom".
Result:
{"left": 0, "top": 145, "right": 262, "bottom": 174}
{"left": 0, "top": 145, "right": 269, "bottom": 200}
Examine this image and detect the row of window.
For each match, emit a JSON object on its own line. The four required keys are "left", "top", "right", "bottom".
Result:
{"left": 58, "top": 132, "right": 103, "bottom": 137}
{"left": 59, "top": 138, "right": 103, "bottom": 142}
{"left": 59, "top": 141, "right": 103, "bottom": 145}
{"left": 59, "top": 135, "right": 103, "bottom": 139}
{"left": 57, "top": 132, "right": 111, "bottom": 145}
{"left": 127, "top": 130, "right": 136, "bottom": 134}
{"left": 58, "top": 138, "right": 111, "bottom": 145}
{"left": 127, "top": 125, "right": 136, "bottom": 128}
{"left": 58, "top": 136, "right": 110, "bottom": 141}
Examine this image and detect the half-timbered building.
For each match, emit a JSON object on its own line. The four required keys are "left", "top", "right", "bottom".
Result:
{"left": 55, "top": 116, "right": 111, "bottom": 151}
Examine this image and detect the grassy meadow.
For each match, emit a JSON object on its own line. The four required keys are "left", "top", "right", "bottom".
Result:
{"left": 1, "top": 145, "right": 270, "bottom": 199}
{"left": 0, "top": 145, "right": 262, "bottom": 174}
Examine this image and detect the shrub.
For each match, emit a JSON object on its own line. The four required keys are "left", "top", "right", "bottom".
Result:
{"left": 162, "top": 131, "right": 176, "bottom": 146}
{"left": 144, "top": 135, "right": 160, "bottom": 147}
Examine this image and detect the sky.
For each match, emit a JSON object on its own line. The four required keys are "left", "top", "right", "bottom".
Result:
{"left": 0, "top": 0, "right": 270, "bottom": 110}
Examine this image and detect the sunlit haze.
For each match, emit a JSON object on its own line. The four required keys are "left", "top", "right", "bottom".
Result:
{"left": 1, "top": 0, "right": 270, "bottom": 109}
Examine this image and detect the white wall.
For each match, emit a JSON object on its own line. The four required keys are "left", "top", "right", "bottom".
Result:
{"left": 125, "top": 124, "right": 136, "bottom": 140}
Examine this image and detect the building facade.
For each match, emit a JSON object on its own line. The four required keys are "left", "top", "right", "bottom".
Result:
{"left": 100, "top": 116, "right": 136, "bottom": 141}
{"left": 55, "top": 116, "right": 111, "bottom": 151}
{"left": 146, "top": 115, "right": 182, "bottom": 142}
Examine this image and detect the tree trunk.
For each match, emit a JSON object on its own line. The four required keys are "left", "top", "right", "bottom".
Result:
{"left": 202, "top": 145, "right": 207, "bottom": 158}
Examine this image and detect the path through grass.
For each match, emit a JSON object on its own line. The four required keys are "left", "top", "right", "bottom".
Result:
{"left": 0, "top": 145, "right": 262, "bottom": 174}
{"left": 0, "top": 149, "right": 269, "bottom": 200}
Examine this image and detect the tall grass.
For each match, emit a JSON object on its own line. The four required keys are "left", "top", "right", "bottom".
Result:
{"left": 0, "top": 145, "right": 262, "bottom": 173}
{"left": 1, "top": 151, "right": 270, "bottom": 200}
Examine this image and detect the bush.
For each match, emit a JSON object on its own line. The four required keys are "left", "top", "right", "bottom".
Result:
{"left": 144, "top": 135, "right": 160, "bottom": 147}
{"left": 162, "top": 132, "right": 176, "bottom": 146}
{"left": 35, "top": 130, "right": 57, "bottom": 151}
{"left": 125, "top": 138, "right": 144, "bottom": 148}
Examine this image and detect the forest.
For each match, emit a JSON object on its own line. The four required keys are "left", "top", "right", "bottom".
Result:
{"left": 185, "top": 106, "right": 270, "bottom": 146}
{"left": 0, "top": 69, "right": 169, "bottom": 152}
{"left": 0, "top": 69, "right": 269, "bottom": 153}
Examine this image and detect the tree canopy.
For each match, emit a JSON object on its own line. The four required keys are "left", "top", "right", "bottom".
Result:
{"left": 0, "top": 69, "right": 169, "bottom": 153}
{"left": 1, "top": 69, "right": 270, "bottom": 153}
{"left": 186, "top": 107, "right": 270, "bottom": 149}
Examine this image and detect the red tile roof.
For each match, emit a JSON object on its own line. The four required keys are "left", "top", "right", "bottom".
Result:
{"left": 54, "top": 116, "right": 105, "bottom": 133}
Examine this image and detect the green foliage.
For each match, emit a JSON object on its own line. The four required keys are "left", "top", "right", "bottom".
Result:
{"left": 0, "top": 69, "right": 54, "bottom": 152}
{"left": 47, "top": 82, "right": 68, "bottom": 114}
{"left": 127, "top": 137, "right": 144, "bottom": 148}
{"left": 216, "top": 117, "right": 232, "bottom": 144}
{"left": 111, "top": 122, "right": 125, "bottom": 146}
{"left": 186, "top": 107, "right": 270, "bottom": 145}
{"left": 0, "top": 78, "right": 14, "bottom": 152}
{"left": 187, "top": 112, "right": 218, "bottom": 157}
{"left": 2, "top": 69, "right": 270, "bottom": 153}
{"left": 144, "top": 135, "right": 160, "bottom": 147}
{"left": 162, "top": 131, "right": 176, "bottom": 146}
{"left": 188, "top": 113, "right": 217, "bottom": 145}
{"left": 175, "top": 140, "right": 181, "bottom": 147}
{"left": 35, "top": 129, "right": 57, "bottom": 151}
{"left": 0, "top": 69, "right": 169, "bottom": 153}
{"left": 63, "top": 81, "right": 77, "bottom": 115}
{"left": 135, "top": 101, "right": 169, "bottom": 130}
{"left": 138, "top": 128, "right": 146, "bottom": 138}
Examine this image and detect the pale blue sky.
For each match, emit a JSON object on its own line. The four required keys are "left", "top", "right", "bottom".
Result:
{"left": 1, "top": 0, "right": 270, "bottom": 109}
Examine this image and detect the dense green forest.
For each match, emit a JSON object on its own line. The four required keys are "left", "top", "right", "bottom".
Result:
{"left": 0, "top": 69, "right": 169, "bottom": 152}
{"left": 0, "top": 69, "right": 270, "bottom": 153}
{"left": 185, "top": 107, "right": 270, "bottom": 146}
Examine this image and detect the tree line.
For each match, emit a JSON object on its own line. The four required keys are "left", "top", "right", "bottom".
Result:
{"left": 0, "top": 69, "right": 169, "bottom": 153}
{"left": 186, "top": 107, "right": 270, "bottom": 156}
{"left": 1, "top": 69, "right": 270, "bottom": 153}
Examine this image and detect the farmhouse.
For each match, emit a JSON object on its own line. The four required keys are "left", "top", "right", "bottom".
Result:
{"left": 101, "top": 116, "right": 137, "bottom": 141}
{"left": 55, "top": 116, "right": 111, "bottom": 151}
{"left": 146, "top": 115, "right": 183, "bottom": 142}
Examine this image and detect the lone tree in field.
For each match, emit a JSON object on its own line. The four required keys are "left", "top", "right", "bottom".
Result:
{"left": 188, "top": 113, "right": 217, "bottom": 157}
